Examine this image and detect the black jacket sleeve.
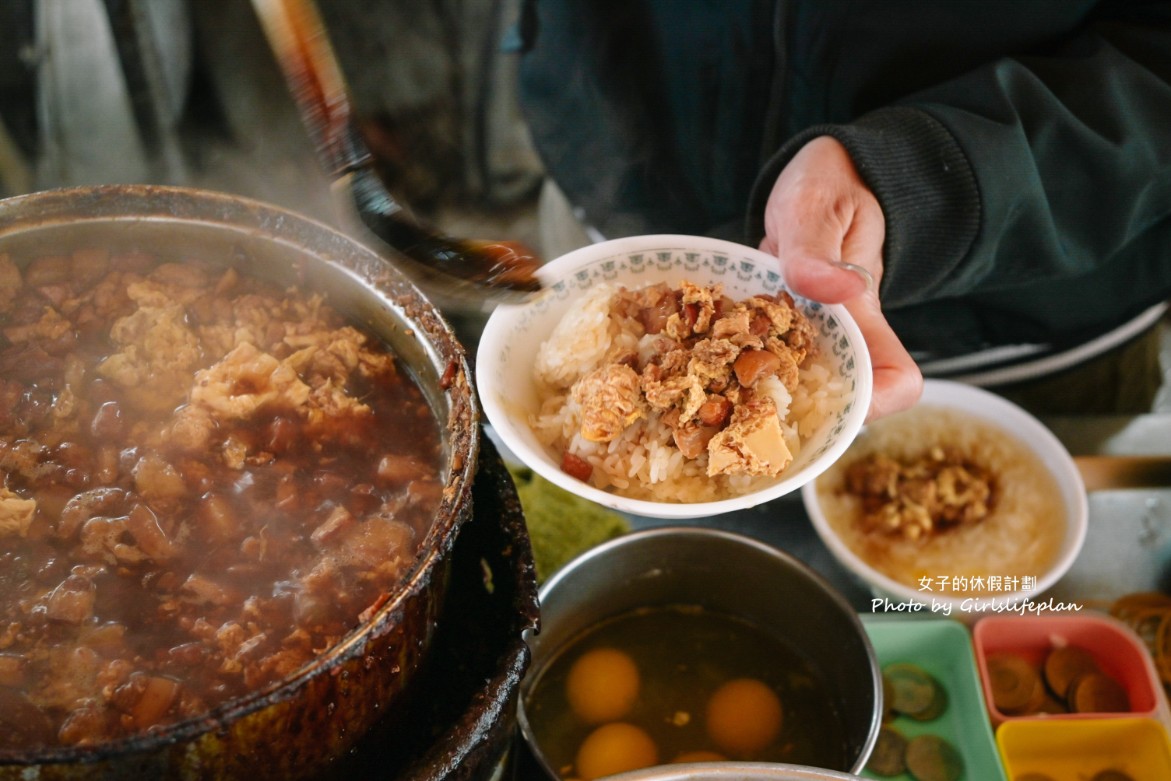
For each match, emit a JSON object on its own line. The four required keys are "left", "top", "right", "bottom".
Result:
{"left": 749, "top": 2, "right": 1171, "bottom": 340}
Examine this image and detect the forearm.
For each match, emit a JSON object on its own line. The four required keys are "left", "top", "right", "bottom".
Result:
{"left": 748, "top": 109, "right": 979, "bottom": 309}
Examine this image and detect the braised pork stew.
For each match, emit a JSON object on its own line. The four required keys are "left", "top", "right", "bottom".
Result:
{"left": 0, "top": 249, "right": 443, "bottom": 749}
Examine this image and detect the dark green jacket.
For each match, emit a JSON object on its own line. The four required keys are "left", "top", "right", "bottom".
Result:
{"left": 517, "top": 0, "right": 1171, "bottom": 366}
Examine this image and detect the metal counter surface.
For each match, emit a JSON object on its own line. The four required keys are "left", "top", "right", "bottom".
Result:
{"left": 626, "top": 414, "right": 1171, "bottom": 615}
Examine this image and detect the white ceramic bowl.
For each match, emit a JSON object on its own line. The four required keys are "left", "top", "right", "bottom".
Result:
{"left": 476, "top": 234, "right": 872, "bottom": 519}
{"left": 801, "top": 379, "right": 1088, "bottom": 616}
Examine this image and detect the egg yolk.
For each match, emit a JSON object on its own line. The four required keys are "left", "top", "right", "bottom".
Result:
{"left": 705, "top": 677, "right": 784, "bottom": 757}
{"left": 565, "top": 647, "right": 640, "bottom": 724}
{"left": 673, "top": 750, "right": 726, "bottom": 763}
{"left": 575, "top": 722, "right": 659, "bottom": 780}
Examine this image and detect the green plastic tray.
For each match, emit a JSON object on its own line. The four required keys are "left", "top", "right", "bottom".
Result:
{"left": 860, "top": 616, "right": 1006, "bottom": 781}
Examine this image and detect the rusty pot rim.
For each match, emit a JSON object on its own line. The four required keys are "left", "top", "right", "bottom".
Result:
{"left": 0, "top": 184, "right": 481, "bottom": 765}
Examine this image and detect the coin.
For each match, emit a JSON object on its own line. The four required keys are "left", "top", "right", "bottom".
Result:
{"left": 904, "top": 734, "right": 964, "bottom": 781}
{"left": 884, "top": 663, "right": 944, "bottom": 719}
{"left": 1043, "top": 645, "right": 1100, "bottom": 699}
{"left": 866, "top": 725, "right": 908, "bottom": 777}
{"left": 1068, "top": 670, "right": 1130, "bottom": 713}
{"left": 1032, "top": 690, "right": 1069, "bottom": 716}
{"left": 985, "top": 652, "right": 1042, "bottom": 714}
{"left": 906, "top": 679, "right": 949, "bottom": 722}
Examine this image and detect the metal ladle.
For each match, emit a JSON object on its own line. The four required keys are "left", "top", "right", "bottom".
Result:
{"left": 250, "top": 0, "right": 542, "bottom": 309}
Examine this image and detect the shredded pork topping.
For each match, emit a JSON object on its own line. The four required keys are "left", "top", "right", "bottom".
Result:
{"left": 568, "top": 281, "right": 816, "bottom": 479}
{"left": 843, "top": 446, "right": 997, "bottom": 540}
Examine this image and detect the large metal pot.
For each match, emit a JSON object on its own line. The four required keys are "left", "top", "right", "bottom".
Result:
{"left": 328, "top": 435, "right": 540, "bottom": 781}
{"left": 0, "top": 185, "right": 480, "bottom": 779}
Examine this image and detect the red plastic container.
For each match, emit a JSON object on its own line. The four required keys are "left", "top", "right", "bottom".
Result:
{"left": 971, "top": 613, "right": 1170, "bottom": 727}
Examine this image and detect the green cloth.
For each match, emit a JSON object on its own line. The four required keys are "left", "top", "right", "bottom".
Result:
{"left": 507, "top": 465, "right": 630, "bottom": 583}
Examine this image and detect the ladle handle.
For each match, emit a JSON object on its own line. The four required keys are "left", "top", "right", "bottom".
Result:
{"left": 250, "top": 0, "right": 544, "bottom": 300}
{"left": 250, "top": 0, "right": 371, "bottom": 177}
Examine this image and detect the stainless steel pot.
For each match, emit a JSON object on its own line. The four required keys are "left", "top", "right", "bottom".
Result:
{"left": 517, "top": 527, "right": 883, "bottom": 778}
{"left": 0, "top": 184, "right": 480, "bottom": 780}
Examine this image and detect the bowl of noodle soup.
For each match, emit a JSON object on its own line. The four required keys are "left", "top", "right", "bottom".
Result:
{"left": 476, "top": 234, "right": 871, "bottom": 519}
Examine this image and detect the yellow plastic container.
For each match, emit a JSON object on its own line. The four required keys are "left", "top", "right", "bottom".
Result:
{"left": 997, "top": 717, "right": 1171, "bottom": 780}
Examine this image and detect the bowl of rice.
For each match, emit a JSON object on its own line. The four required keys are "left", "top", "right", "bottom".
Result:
{"left": 801, "top": 379, "right": 1088, "bottom": 617}
{"left": 476, "top": 234, "right": 871, "bottom": 519}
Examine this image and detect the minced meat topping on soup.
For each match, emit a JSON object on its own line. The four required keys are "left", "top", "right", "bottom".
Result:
{"left": 844, "top": 446, "right": 996, "bottom": 541}
{"left": 0, "top": 250, "right": 443, "bottom": 749}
